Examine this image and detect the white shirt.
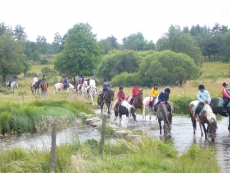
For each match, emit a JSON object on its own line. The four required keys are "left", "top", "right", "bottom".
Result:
{"left": 33, "top": 77, "right": 38, "bottom": 83}
{"left": 89, "top": 79, "right": 96, "bottom": 87}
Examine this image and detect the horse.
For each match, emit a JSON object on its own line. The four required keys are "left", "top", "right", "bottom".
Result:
{"left": 6, "top": 81, "right": 18, "bottom": 92}
{"left": 142, "top": 96, "right": 158, "bottom": 120}
{"left": 40, "top": 81, "right": 48, "bottom": 98}
{"left": 211, "top": 98, "right": 230, "bottom": 131}
{"left": 77, "top": 81, "right": 88, "bottom": 98}
{"left": 113, "top": 100, "right": 137, "bottom": 125}
{"left": 189, "top": 100, "right": 217, "bottom": 142}
{"left": 98, "top": 89, "right": 115, "bottom": 114}
{"left": 31, "top": 80, "right": 42, "bottom": 95}
{"left": 54, "top": 83, "right": 75, "bottom": 96}
{"left": 156, "top": 102, "right": 173, "bottom": 137}
{"left": 126, "top": 89, "right": 143, "bottom": 117}
{"left": 87, "top": 85, "right": 97, "bottom": 105}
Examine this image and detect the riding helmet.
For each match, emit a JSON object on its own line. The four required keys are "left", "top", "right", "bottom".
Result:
{"left": 154, "top": 83, "right": 158, "bottom": 86}
{"left": 119, "top": 86, "right": 123, "bottom": 91}
{"left": 104, "top": 78, "right": 107, "bottom": 82}
{"left": 134, "top": 83, "right": 137, "bottom": 87}
{"left": 223, "top": 82, "right": 228, "bottom": 87}
{"left": 198, "top": 84, "right": 205, "bottom": 90}
{"left": 165, "top": 88, "right": 170, "bottom": 94}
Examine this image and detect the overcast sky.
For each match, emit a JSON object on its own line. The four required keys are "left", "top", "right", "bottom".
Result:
{"left": 1, "top": 0, "right": 230, "bottom": 43}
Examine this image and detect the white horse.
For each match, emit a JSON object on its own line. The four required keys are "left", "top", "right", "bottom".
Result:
{"left": 6, "top": 81, "right": 18, "bottom": 92}
{"left": 77, "top": 81, "right": 88, "bottom": 98}
{"left": 142, "top": 96, "right": 158, "bottom": 120}
{"left": 87, "top": 85, "right": 97, "bottom": 105}
{"left": 54, "top": 83, "right": 75, "bottom": 96}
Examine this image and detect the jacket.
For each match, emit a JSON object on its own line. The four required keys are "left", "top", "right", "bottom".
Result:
{"left": 103, "top": 83, "right": 110, "bottom": 92}
{"left": 150, "top": 88, "right": 159, "bottom": 97}
{"left": 157, "top": 92, "right": 169, "bottom": 103}
{"left": 197, "top": 90, "right": 211, "bottom": 102}
{"left": 117, "top": 91, "right": 125, "bottom": 101}
{"left": 222, "top": 87, "right": 230, "bottom": 99}
{"left": 132, "top": 87, "right": 139, "bottom": 96}
{"left": 9, "top": 78, "right": 13, "bottom": 83}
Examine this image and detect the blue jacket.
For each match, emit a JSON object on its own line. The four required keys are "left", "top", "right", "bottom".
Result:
{"left": 9, "top": 78, "right": 13, "bottom": 83}
{"left": 157, "top": 92, "right": 169, "bottom": 103}
{"left": 63, "top": 78, "right": 68, "bottom": 85}
{"left": 103, "top": 83, "right": 110, "bottom": 92}
{"left": 197, "top": 90, "right": 211, "bottom": 102}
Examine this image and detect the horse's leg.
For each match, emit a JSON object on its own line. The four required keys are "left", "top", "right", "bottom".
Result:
{"left": 228, "top": 114, "right": 230, "bottom": 131}
{"left": 142, "top": 105, "right": 146, "bottom": 120}
{"left": 114, "top": 110, "right": 118, "bottom": 121}
{"left": 108, "top": 102, "right": 111, "bottom": 114}
{"left": 192, "top": 119, "right": 196, "bottom": 135}
{"left": 201, "top": 123, "right": 207, "bottom": 140}
{"left": 158, "top": 120, "right": 162, "bottom": 135}
{"left": 101, "top": 102, "right": 104, "bottom": 113}
{"left": 119, "top": 113, "right": 122, "bottom": 125}
{"left": 199, "top": 122, "right": 203, "bottom": 136}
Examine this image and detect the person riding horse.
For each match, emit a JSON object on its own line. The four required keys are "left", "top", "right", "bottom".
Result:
{"left": 115, "top": 86, "right": 126, "bottom": 111}
{"left": 62, "top": 76, "right": 69, "bottom": 89}
{"left": 99, "top": 78, "right": 110, "bottom": 102}
{"left": 130, "top": 84, "right": 140, "bottom": 105}
{"left": 150, "top": 83, "right": 159, "bottom": 107}
{"left": 8, "top": 76, "right": 13, "bottom": 88}
{"left": 32, "top": 75, "right": 38, "bottom": 87}
{"left": 89, "top": 76, "right": 96, "bottom": 87}
{"left": 154, "top": 88, "right": 171, "bottom": 115}
{"left": 41, "top": 74, "right": 48, "bottom": 87}
{"left": 195, "top": 84, "right": 211, "bottom": 117}
{"left": 221, "top": 82, "right": 230, "bottom": 112}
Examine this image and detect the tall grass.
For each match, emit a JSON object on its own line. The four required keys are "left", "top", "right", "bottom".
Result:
{"left": 0, "top": 137, "right": 219, "bottom": 173}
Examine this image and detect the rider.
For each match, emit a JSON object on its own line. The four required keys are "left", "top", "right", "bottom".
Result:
{"left": 195, "top": 84, "right": 211, "bottom": 117}
{"left": 62, "top": 76, "right": 69, "bottom": 89}
{"left": 41, "top": 74, "right": 48, "bottom": 87}
{"left": 78, "top": 75, "right": 82, "bottom": 84}
{"left": 32, "top": 75, "right": 38, "bottom": 87}
{"left": 89, "top": 76, "right": 96, "bottom": 87}
{"left": 221, "top": 82, "right": 230, "bottom": 112}
{"left": 154, "top": 88, "right": 171, "bottom": 113}
{"left": 115, "top": 86, "right": 126, "bottom": 111}
{"left": 8, "top": 76, "right": 13, "bottom": 88}
{"left": 99, "top": 78, "right": 110, "bottom": 100}
{"left": 150, "top": 83, "right": 159, "bottom": 107}
{"left": 130, "top": 84, "right": 139, "bottom": 105}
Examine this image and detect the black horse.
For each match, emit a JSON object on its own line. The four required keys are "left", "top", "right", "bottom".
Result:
{"left": 31, "top": 80, "right": 42, "bottom": 95}
{"left": 114, "top": 100, "right": 137, "bottom": 125}
{"left": 211, "top": 98, "right": 230, "bottom": 131}
{"left": 98, "top": 89, "right": 115, "bottom": 114}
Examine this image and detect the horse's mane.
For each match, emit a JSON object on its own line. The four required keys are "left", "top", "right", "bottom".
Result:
{"left": 204, "top": 104, "right": 216, "bottom": 121}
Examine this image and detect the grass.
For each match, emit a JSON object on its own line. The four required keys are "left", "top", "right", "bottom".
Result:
{"left": 0, "top": 137, "right": 220, "bottom": 173}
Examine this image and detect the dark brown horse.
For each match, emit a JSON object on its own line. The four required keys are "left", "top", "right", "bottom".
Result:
{"left": 126, "top": 89, "right": 143, "bottom": 117}
{"left": 189, "top": 100, "right": 217, "bottom": 142}
{"left": 156, "top": 102, "right": 173, "bottom": 137}
{"left": 211, "top": 98, "right": 230, "bottom": 131}
{"left": 98, "top": 89, "right": 115, "bottom": 114}
{"left": 31, "top": 80, "right": 42, "bottom": 95}
{"left": 40, "top": 81, "right": 48, "bottom": 98}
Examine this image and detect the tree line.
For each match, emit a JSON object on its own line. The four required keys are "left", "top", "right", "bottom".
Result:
{"left": 0, "top": 21, "right": 229, "bottom": 86}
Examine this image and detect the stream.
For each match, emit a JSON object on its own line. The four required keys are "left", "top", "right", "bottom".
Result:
{"left": 1, "top": 110, "right": 230, "bottom": 173}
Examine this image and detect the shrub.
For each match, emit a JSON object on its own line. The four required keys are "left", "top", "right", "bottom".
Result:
{"left": 40, "top": 58, "right": 49, "bottom": 64}
{"left": 170, "top": 96, "right": 195, "bottom": 114}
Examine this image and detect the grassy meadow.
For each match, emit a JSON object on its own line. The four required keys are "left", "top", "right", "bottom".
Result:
{"left": 0, "top": 61, "right": 228, "bottom": 172}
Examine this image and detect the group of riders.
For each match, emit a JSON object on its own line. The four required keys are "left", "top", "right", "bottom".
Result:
{"left": 99, "top": 78, "right": 230, "bottom": 117}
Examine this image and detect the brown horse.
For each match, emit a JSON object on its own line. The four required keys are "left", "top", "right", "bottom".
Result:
{"left": 98, "top": 89, "right": 115, "bottom": 114}
{"left": 156, "top": 102, "right": 173, "bottom": 137}
{"left": 40, "top": 81, "right": 48, "bottom": 98}
{"left": 126, "top": 89, "right": 143, "bottom": 117}
{"left": 189, "top": 100, "right": 217, "bottom": 142}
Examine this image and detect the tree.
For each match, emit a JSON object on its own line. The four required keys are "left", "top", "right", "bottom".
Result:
{"left": 54, "top": 23, "right": 101, "bottom": 78}
{"left": 156, "top": 25, "right": 203, "bottom": 65}
{"left": 36, "top": 35, "right": 48, "bottom": 54}
{"left": 0, "top": 31, "right": 27, "bottom": 82}
{"left": 0, "top": 22, "right": 9, "bottom": 36}
{"left": 14, "top": 24, "right": 26, "bottom": 40}
{"left": 51, "top": 32, "right": 62, "bottom": 54}
{"left": 138, "top": 50, "right": 200, "bottom": 87}
{"left": 99, "top": 35, "right": 120, "bottom": 54}
{"left": 96, "top": 50, "right": 140, "bottom": 81}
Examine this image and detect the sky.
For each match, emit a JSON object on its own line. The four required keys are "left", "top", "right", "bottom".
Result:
{"left": 1, "top": 0, "right": 230, "bottom": 44}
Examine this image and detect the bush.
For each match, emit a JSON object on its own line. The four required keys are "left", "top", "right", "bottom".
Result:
{"left": 40, "top": 58, "right": 49, "bottom": 64}
{"left": 170, "top": 96, "right": 195, "bottom": 114}
{"left": 111, "top": 72, "right": 139, "bottom": 87}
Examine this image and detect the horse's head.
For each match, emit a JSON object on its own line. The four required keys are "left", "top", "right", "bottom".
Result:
{"left": 209, "top": 118, "right": 217, "bottom": 142}
{"left": 107, "top": 89, "right": 115, "bottom": 101}
{"left": 15, "top": 82, "right": 18, "bottom": 88}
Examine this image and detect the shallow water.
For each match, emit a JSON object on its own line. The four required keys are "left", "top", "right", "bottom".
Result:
{"left": 1, "top": 110, "right": 230, "bottom": 173}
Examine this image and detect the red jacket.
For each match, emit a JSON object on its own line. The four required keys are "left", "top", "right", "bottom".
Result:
{"left": 222, "top": 88, "right": 230, "bottom": 99}
{"left": 132, "top": 87, "right": 139, "bottom": 96}
{"left": 117, "top": 91, "right": 126, "bottom": 101}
